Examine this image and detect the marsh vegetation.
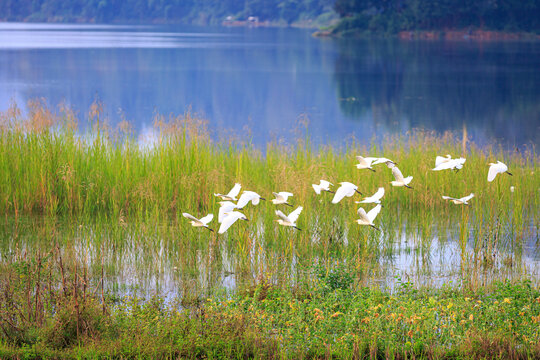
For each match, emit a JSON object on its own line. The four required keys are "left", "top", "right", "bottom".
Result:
{"left": 0, "top": 100, "right": 538, "bottom": 358}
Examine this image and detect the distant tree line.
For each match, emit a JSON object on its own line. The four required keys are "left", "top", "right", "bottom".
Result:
{"left": 332, "top": 0, "right": 540, "bottom": 34}
{"left": 0, "top": 0, "right": 335, "bottom": 25}
{"left": 1, "top": 0, "right": 538, "bottom": 33}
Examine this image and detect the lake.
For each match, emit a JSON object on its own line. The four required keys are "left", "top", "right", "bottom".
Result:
{"left": 0, "top": 23, "right": 538, "bottom": 148}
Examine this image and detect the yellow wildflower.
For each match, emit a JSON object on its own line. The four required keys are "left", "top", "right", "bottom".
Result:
{"left": 503, "top": 298, "right": 511, "bottom": 304}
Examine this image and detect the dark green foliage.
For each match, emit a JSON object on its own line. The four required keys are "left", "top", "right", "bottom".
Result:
{"left": 314, "top": 262, "right": 354, "bottom": 292}
{"left": 0, "top": 0, "right": 336, "bottom": 25}
{"left": 333, "top": 0, "right": 540, "bottom": 34}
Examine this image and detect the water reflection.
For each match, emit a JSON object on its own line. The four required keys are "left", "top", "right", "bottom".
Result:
{"left": 0, "top": 24, "right": 538, "bottom": 149}
{"left": 1, "top": 216, "right": 537, "bottom": 300}
{"left": 333, "top": 39, "right": 540, "bottom": 147}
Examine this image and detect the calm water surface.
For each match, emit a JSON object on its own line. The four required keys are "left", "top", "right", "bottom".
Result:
{"left": 0, "top": 23, "right": 539, "bottom": 148}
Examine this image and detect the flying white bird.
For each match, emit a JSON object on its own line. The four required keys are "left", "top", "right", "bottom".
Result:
{"left": 432, "top": 157, "right": 466, "bottom": 171}
{"left": 214, "top": 183, "right": 242, "bottom": 201}
{"left": 356, "top": 204, "right": 382, "bottom": 231}
{"left": 332, "top": 182, "right": 362, "bottom": 204}
{"left": 386, "top": 161, "right": 413, "bottom": 188}
{"left": 434, "top": 154, "right": 452, "bottom": 167}
{"left": 271, "top": 192, "right": 293, "bottom": 206}
{"left": 355, "top": 156, "right": 378, "bottom": 171}
{"left": 236, "top": 191, "right": 265, "bottom": 209}
{"left": 442, "top": 193, "right": 475, "bottom": 205}
{"left": 182, "top": 213, "right": 214, "bottom": 232}
{"left": 275, "top": 206, "right": 303, "bottom": 230}
{"left": 218, "top": 211, "right": 248, "bottom": 234}
{"left": 487, "top": 161, "right": 512, "bottom": 182}
{"left": 356, "top": 187, "right": 385, "bottom": 204}
{"left": 218, "top": 201, "right": 237, "bottom": 223}
{"left": 312, "top": 180, "right": 334, "bottom": 194}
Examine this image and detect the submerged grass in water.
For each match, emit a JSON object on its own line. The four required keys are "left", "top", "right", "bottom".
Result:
{"left": 0, "top": 250, "right": 539, "bottom": 359}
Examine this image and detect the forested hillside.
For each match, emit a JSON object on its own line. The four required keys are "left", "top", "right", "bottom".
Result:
{"left": 0, "top": 0, "right": 335, "bottom": 25}
{"left": 1, "top": 0, "right": 538, "bottom": 34}
{"left": 332, "top": 0, "right": 540, "bottom": 35}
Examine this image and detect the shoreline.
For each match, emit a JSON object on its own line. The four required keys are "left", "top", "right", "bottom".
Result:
{"left": 315, "top": 28, "right": 540, "bottom": 41}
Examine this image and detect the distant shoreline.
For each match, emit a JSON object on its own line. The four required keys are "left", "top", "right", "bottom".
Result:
{"left": 314, "top": 28, "right": 540, "bottom": 41}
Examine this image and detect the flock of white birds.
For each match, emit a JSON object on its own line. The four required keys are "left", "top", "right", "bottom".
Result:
{"left": 183, "top": 155, "right": 513, "bottom": 234}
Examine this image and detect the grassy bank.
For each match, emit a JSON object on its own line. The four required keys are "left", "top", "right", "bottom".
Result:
{"left": 0, "top": 250, "right": 539, "bottom": 359}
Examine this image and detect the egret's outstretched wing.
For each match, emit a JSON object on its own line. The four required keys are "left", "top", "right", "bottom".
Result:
{"left": 227, "top": 183, "right": 242, "bottom": 198}
{"left": 218, "top": 213, "right": 240, "bottom": 234}
{"left": 367, "top": 204, "right": 382, "bottom": 223}
{"left": 199, "top": 214, "right": 213, "bottom": 225}
{"left": 433, "top": 158, "right": 466, "bottom": 171}
{"left": 275, "top": 210, "right": 289, "bottom": 222}
{"left": 287, "top": 206, "right": 303, "bottom": 223}
{"left": 332, "top": 185, "right": 349, "bottom": 204}
{"left": 321, "top": 180, "right": 332, "bottom": 188}
{"left": 391, "top": 166, "right": 405, "bottom": 182}
{"left": 435, "top": 155, "right": 451, "bottom": 167}
{"left": 442, "top": 195, "right": 458, "bottom": 201}
{"left": 356, "top": 207, "right": 370, "bottom": 223}
{"left": 461, "top": 193, "right": 475, "bottom": 202}
{"left": 358, "top": 187, "right": 385, "bottom": 203}
{"left": 433, "top": 161, "right": 456, "bottom": 171}
{"left": 218, "top": 202, "right": 237, "bottom": 223}
{"left": 182, "top": 213, "right": 199, "bottom": 222}
{"left": 312, "top": 184, "right": 322, "bottom": 194}
{"left": 370, "top": 187, "right": 385, "bottom": 201}
{"left": 356, "top": 156, "right": 377, "bottom": 166}
{"left": 237, "top": 191, "right": 258, "bottom": 209}
{"left": 278, "top": 192, "right": 293, "bottom": 198}
{"left": 371, "top": 157, "right": 394, "bottom": 166}
{"left": 487, "top": 162, "right": 507, "bottom": 182}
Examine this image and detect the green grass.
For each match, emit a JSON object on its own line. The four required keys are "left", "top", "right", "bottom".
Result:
{"left": 0, "top": 100, "right": 537, "bottom": 223}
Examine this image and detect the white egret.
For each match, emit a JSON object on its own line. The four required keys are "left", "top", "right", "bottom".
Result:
{"left": 275, "top": 206, "right": 303, "bottom": 230}
{"left": 386, "top": 161, "right": 413, "bottom": 188}
{"left": 182, "top": 213, "right": 214, "bottom": 232}
{"left": 356, "top": 187, "right": 385, "bottom": 204}
{"left": 432, "top": 157, "right": 466, "bottom": 171}
{"left": 218, "top": 201, "right": 237, "bottom": 223}
{"left": 236, "top": 191, "right": 265, "bottom": 209}
{"left": 355, "top": 156, "right": 378, "bottom": 171}
{"left": 214, "top": 183, "right": 241, "bottom": 201}
{"left": 271, "top": 192, "right": 293, "bottom": 207}
{"left": 332, "top": 182, "right": 362, "bottom": 204}
{"left": 487, "top": 161, "right": 512, "bottom": 182}
{"left": 218, "top": 211, "right": 248, "bottom": 234}
{"left": 312, "top": 179, "right": 334, "bottom": 194}
{"left": 442, "top": 193, "right": 475, "bottom": 205}
{"left": 356, "top": 204, "right": 382, "bottom": 231}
